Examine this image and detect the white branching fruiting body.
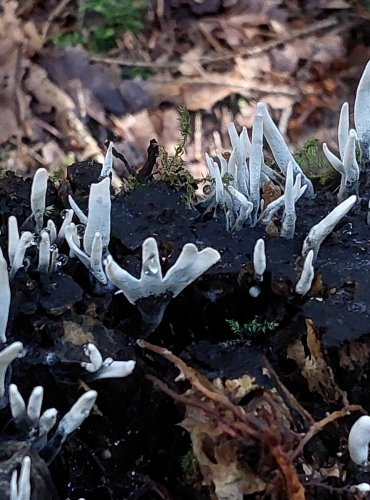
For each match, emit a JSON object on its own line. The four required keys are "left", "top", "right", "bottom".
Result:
{"left": 205, "top": 101, "right": 311, "bottom": 235}
{"left": 9, "top": 231, "right": 33, "bottom": 280}
{"left": 9, "top": 384, "right": 58, "bottom": 441}
{"left": 323, "top": 101, "right": 359, "bottom": 201}
{"left": 348, "top": 415, "right": 370, "bottom": 465}
{"left": 295, "top": 250, "right": 314, "bottom": 296}
{"left": 0, "top": 342, "right": 23, "bottom": 398}
{"left": 31, "top": 168, "right": 48, "bottom": 233}
{"left": 0, "top": 248, "right": 10, "bottom": 343}
{"left": 355, "top": 60, "right": 370, "bottom": 163}
{"left": 10, "top": 455, "right": 31, "bottom": 500}
{"left": 67, "top": 175, "right": 111, "bottom": 284}
{"left": 65, "top": 224, "right": 107, "bottom": 284}
{"left": 253, "top": 239, "right": 266, "bottom": 282}
{"left": 301, "top": 195, "right": 357, "bottom": 261}
{"left": 105, "top": 237, "right": 221, "bottom": 304}
{"left": 81, "top": 344, "right": 136, "bottom": 380}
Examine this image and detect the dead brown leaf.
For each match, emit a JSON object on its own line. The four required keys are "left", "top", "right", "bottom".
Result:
{"left": 287, "top": 319, "right": 345, "bottom": 403}
{"left": 139, "top": 340, "right": 306, "bottom": 500}
{"left": 339, "top": 341, "right": 370, "bottom": 371}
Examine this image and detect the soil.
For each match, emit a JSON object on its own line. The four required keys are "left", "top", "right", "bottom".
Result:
{"left": 2, "top": 161, "right": 370, "bottom": 500}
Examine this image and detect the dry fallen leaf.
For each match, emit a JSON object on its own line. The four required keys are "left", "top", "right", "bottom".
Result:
{"left": 287, "top": 319, "right": 344, "bottom": 403}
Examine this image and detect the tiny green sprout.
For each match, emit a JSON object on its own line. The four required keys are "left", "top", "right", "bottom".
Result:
{"left": 44, "top": 205, "right": 56, "bottom": 217}
{"left": 226, "top": 318, "right": 278, "bottom": 338}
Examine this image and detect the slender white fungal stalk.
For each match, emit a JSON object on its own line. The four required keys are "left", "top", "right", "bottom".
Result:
{"left": 354, "top": 60, "right": 370, "bottom": 163}
{"left": 295, "top": 250, "right": 314, "bottom": 296}
{"left": 38, "top": 408, "right": 58, "bottom": 438}
{"left": 9, "top": 384, "right": 26, "bottom": 423}
{"left": 253, "top": 239, "right": 266, "bottom": 282}
{"left": 38, "top": 231, "right": 50, "bottom": 274}
{"left": 338, "top": 102, "right": 349, "bottom": 160}
{"left": 227, "top": 186, "right": 253, "bottom": 232}
{"left": 30, "top": 168, "right": 48, "bottom": 233}
{"left": 205, "top": 153, "right": 224, "bottom": 208}
{"left": 257, "top": 102, "right": 314, "bottom": 197}
{"left": 0, "top": 248, "right": 10, "bottom": 343}
{"left": 348, "top": 415, "right": 370, "bottom": 465}
{"left": 100, "top": 141, "right": 113, "bottom": 177}
{"left": 10, "top": 455, "right": 31, "bottom": 500}
{"left": 57, "top": 390, "right": 97, "bottom": 441}
{"left": 65, "top": 225, "right": 107, "bottom": 284}
{"left": 27, "top": 386, "right": 44, "bottom": 425}
{"left": 83, "top": 177, "right": 111, "bottom": 255}
{"left": 48, "top": 248, "right": 59, "bottom": 275}
{"left": 0, "top": 342, "right": 23, "bottom": 398}
{"left": 9, "top": 232, "right": 33, "bottom": 280}
{"left": 249, "top": 114, "right": 263, "bottom": 225}
{"left": 90, "top": 232, "right": 107, "bottom": 285}
{"left": 342, "top": 129, "right": 359, "bottom": 187}
{"left": 46, "top": 219, "right": 57, "bottom": 244}
{"left": 301, "top": 195, "right": 357, "bottom": 260}
{"left": 281, "top": 161, "right": 296, "bottom": 239}
{"left": 8, "top": 216, "right": 19, "bottom": 267}
{"left": 56, "top": 208, "right": 74, "bottom": 245}
{"left": 68, "top": 195, "right": 88, "bottom": 225}
{"left": 322, "top": 142, "right": 344, "bottom": 173}
{"left": 259, "top": 175, "right": 306, "bottom": 226}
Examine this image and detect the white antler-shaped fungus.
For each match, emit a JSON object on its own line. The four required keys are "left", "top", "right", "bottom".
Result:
{"left": 301, "top": 195, "right": 357, "bottom": 261}
{"left": 105, "top": 238, "right": 220, "bottom": 332}
{"left": 105, "top": 237, "right": 221, "bottom": 304}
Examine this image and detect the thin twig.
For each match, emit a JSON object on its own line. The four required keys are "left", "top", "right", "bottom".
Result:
{"left": 292, "top": 405, "right": 363, "bottom": 460}
{"left": 41, "top": 0, "right": 73, "bottom": 42}
{"left": 91, "top": 16, "right": 345, "bottom": 69}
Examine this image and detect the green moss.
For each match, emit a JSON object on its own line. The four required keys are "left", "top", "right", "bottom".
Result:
{"left": 158, "top": 107, "right": 199, "bottom": 206}
{"left": 294, "top": 137, "right": 335, "bottom": 186}
{"left": 53, "top": 0, "right": 148, "bottom": 53}
{"left": 226, "top": 318, "right": 278, "bottom": 338}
